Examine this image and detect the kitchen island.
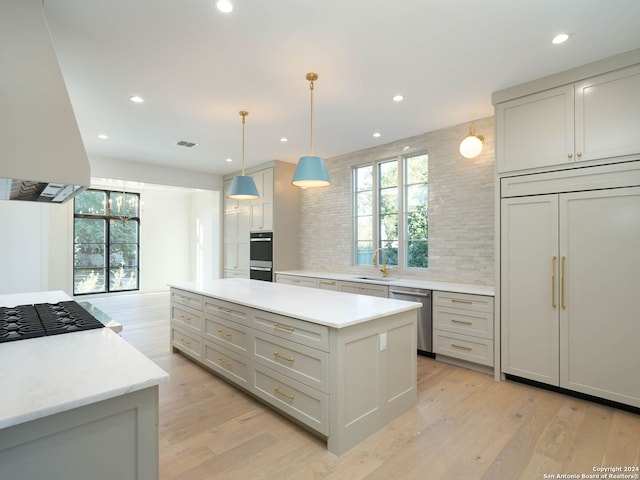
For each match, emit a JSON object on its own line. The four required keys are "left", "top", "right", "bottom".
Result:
{"left": 0, "top": 291, "right": 169, "bottom": 480}
{"left": 169, "top": 278, "right": 421, "bottom": 456}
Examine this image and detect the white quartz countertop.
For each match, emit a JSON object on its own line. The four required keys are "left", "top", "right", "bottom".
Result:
{"left": 0, "top": 291, "right": 169, "bottom": 429}
{"left": 276, "top": 270, "right": 495, "bottom": 296}
{"left": 170, "top": 278, "right": 421, "bottom": 328}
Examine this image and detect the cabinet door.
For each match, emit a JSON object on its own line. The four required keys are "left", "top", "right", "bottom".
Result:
{"left": 559, "top": 187, "right": 640, "bottom": 407}
{"left": 496, "top": 85, "right": 574, "bottom": 173}
{"left": 501, "top": 195, "right": 560, "bottom": 384}
{"left": 575, "top": 65, "right": 640, "bottom": 163}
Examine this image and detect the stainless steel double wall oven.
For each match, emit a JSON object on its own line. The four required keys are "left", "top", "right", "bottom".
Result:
{"left": 249, "top": 231, "right": 273, "bottom": 281}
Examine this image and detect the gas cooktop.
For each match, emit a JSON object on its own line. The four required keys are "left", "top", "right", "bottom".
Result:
{"left": 0, "top": 301, "right": 104, "bottom": 343}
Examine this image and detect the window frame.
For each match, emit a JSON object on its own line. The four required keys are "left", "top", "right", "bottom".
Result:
{"left": 73, "top": 188, "right": 141, "bottom": 295}
{"left": 353, "top": 151, "right": 428, "bottom": 270}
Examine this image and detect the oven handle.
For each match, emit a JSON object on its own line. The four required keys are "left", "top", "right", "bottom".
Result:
{"left": 250, "top": 238, "right": 272, "bottom": 242}
{"left": 250, "top": 266, "right": 272, "bottom": 271}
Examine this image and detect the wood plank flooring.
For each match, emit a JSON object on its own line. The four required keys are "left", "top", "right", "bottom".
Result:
{"left": 88, "top": 292, "right": 640, "bottom": 480}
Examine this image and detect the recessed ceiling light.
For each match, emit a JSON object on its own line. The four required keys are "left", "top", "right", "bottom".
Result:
{"left": 393, "top": 95, "right": 404, "bottom": 102}
{"left": 373, "top": 132, "right": 382, "bottom": 138}
{"left": 225, "top": 158, "right": 233, "bottom": 163}
{"left": 280, "top": 137, "right": 288, "bottom": 142}
{"left": 552, "top": 33, "right": 570, "bottom": 44}
{"left": 216, "top": 0, "right": 233, "bottom": 13}
{"left": 130, "top": 95, "right": 144, "bottom": 103}
{"left": 97, "top": 134, "right": 109, "bottom": 140}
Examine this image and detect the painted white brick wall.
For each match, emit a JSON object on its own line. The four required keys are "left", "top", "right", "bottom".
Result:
{"left": 299, "top": 116, "right": 495, "bottom": 286}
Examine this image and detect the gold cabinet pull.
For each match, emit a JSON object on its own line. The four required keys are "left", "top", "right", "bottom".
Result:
{"left": 217, "top": 357, "right": 232, "bottom": 368}
{"left": 561, "top": 256, "right": 567, "bottom": 309}
{"left": 180, "top": 338, "right": 191, "bottom": 347}
{"left": 216, "top": 306, "right": 232, "bottom": 314}
{"left": 274, "top": 351, "right": 294, "bottom": 363}
{"left": 273, "top": 386, "right": 294, "bottom": 401}
{"left": 552, "top": 255, "right": 557, "bottom": 309}
{"left": 451, "top": 319, "right": 473, "bottom": 326}
{"left": 320, "top": 280, "right": 335, "bottom": 285}
{"left": 274, "top": 322, "right": 294, "bottom": 333}
{"left": 452, "top": 299, "right": 472, "bottom": 305}
{"left": 181, "top": 295, "right": 190, "bottom": 301}
{"left": 217, "top": 329, "right": 231, "bottom": 337}
{"left": 451, "top": 343, "right": 472, "bottom": 351}
{"left": 576, "top": 152, "right": 582, "bottom": 157}
{"left": 568, "top": 153, "right": 573, "bottom": 158}
{"left": 180, "top": 314, "right": 192, "bottom": 323}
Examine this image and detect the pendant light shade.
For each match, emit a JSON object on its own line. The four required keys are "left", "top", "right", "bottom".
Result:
{"left": 227, "top": 110, "right": 260, "bottom": 200}
{"left": 292, "top": 73, "right": 332, "bottom": 188}
{"left": 459, "top": 122, "right": 484, "bottom": 159}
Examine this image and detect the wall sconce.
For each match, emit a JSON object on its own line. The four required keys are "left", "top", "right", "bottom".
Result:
{"left": 459, "top": 123, "right": 484, "bottom": 158}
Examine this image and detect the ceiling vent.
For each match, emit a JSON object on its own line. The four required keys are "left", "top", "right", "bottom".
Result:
{"left": 175, "top": 140, "right": 198, "bottom": 148}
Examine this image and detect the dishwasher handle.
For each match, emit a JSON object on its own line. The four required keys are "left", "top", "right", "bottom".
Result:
{"left": 389, "top": 290, "right": 431, "bottom": 298}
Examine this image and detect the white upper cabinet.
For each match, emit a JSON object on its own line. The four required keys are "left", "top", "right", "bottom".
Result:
{"left": 250, "top": 168, "right": 274, "bottom": 231}
{"left": 496, "top": 64, "right": 640, "bottom": 174}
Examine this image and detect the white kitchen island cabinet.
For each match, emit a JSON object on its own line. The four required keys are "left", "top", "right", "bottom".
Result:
{"left": 169, "top": 278, "right": 421, "bottom": 456}
{"left": 0, "top": 291, "right": 169, "bottom": 480}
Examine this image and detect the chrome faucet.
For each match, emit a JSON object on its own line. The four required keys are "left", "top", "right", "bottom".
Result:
{"left": 372, "top": 248, "right": 388, "bottom": 277}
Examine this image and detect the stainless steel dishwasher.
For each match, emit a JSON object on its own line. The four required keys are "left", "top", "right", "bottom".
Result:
{"left": 389, "top": 287, "right": 433, "bottom": 356}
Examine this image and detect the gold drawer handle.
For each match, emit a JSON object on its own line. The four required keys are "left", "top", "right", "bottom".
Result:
{"left": 217, "top": 357, "right": 232, "bottom": 368}
{"left": 451, "top": 319, "right": 473, "bottom": 326}
{"left": 320, "top": 281, "right": 335, "bottom": 285}
{"left": 180, "top": 338, "right": 191, "bottom": 347}
{"left": 180, "top": 315, "right": 191, "bottom": 323}
{"left": 217, "top": 306, "right": 232, "bottom": 313}
{"left": 451, "top": 299, "right": 472, "bottom": 305}
{"left": 274, "top": 322, "right": 294, "bottom": 333}
{"left": 274, "top": 351, "right": 294, "bottom": 363}
{"left": 451, "top": 343, "right": 472, "bottom": 351}
{"left": 180, "top": 295, "right": 190, "bottom": 301}
{"left": 217, "top": 329, "right": 232, "bottom": 337}
{"left": 273, "top": 386, "right": 294, "bottom": 401}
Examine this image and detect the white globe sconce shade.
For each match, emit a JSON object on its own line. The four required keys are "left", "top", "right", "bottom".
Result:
{"left": 459, "top": 123, "right": 484, "bottom": 159}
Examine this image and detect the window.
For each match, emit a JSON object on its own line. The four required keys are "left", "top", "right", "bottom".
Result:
{"left": 73, "top": 189, "right": 140, "bottom": 295}
{"left": 354, "top": 153, "right": 428, "bottom": 269}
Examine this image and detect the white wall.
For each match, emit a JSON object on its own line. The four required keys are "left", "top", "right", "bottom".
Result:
{"left": 0, "top": 183, "right": 222, "bottom": 296}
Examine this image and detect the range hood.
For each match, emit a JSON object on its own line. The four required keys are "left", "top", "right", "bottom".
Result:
{"left": 0, "top": 0, "right": 90, "bottom": 203}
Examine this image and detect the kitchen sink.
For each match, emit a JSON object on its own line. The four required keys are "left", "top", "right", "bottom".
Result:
{"left": 353, "top": 276, "right": 396, "bottom": 282}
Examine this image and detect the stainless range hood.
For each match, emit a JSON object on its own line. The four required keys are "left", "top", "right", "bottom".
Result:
{"left": 0, "top": 0, "right": 90, "bottom": 203}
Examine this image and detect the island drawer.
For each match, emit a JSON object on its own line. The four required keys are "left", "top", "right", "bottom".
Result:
{"left": 276, "top": 274, "right": 318, "bottom": 289}
{"left": 171, "top": 288, "right": 203, "bottom": 311}
{"left": 203, "top": 296, "right": 250, "bottom": 327}
{"left": 252, "top": 331, "right": 329, "bottom": 393}
{"left": 252, "top": 310, "right": 329, "bottom": 352}
{"left": 172, "top": 326, "right": 203, "bottom": 362}
{"left": 433, "top": 291, "right": 494, "bottom": 314}
{"left": 203, "top": 314, "right": 250, "bottom": 356}
{"left": 433, "top": 330, "right": 494, "bottom": 367}
{"left": 171, "top": 303, "right": 203, "bottom": 334}
{"left": 433, "top": 306, "right": 493, "bottom": 339}
{"left": 252, "top": 363, "right": 328, "bottom": 436}
{"left": 203, "top": 340, "right": 250, "bottom": 389}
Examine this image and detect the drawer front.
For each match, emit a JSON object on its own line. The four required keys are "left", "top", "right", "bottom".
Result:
{"left": 433, "top": 291, "right": 494, "bottom": 314}
{"left": 433, "top": 330, "right": 494, "bottom": 366}
{"left": 172, "top": 326, "right": 203, "bottom": 362}
{"left": 253, "top": 331, "right": 329, "bottom": 393}
{"left": 203, "top": 340, "right": 250, "bottom": 388}
{"left": 433, "top": 306, "right": 493, "bottom": 339}
{"left": 252, "top": 310, "right": 329, "bottom": 352}
{"left": 171, "top": 288, "right": 203, "bottom": 311}
{"left": 276, "top": 275, "right": 318, "bottom": 288}
{"left": 171, "top": 304, "right": 204, "bottom": 334}
{"left": 202, "top": 296, "right": 250, "bottom": 327}
{"left": 340, "top": 281, "right": 389, "bottom": 298}
{"left": 317, "top": 279, "right": 340, "bottom": 291}
{"left": 204, "top": 315, "right": 249, "bottom": 355}
{"left": 252, "top": 364, "right": 328, "bottom": 436}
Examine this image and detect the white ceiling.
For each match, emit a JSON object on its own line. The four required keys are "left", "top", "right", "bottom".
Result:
{"left": 43, "top": 0, "right": 640, "bottom": 177}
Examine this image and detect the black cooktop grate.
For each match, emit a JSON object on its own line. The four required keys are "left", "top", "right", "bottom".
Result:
{"left": 0, "top": 301, "right": 104, "bottom": 343}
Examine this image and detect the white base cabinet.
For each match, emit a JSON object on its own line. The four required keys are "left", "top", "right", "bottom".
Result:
{"left": 501, "top": 176, "right": 640, "bottom": 408}
{"left": 170, "top": 286, "right": 417, "bottom": 456}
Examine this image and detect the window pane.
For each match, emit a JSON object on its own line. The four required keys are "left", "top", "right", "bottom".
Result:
{"left": 357, "top": 216, "right": 372, "bottom": 241}
{"left": 74, "top": 268, "right": 106, "bottom": 294}
{"left": 356, "top": 166, "right": 373, "bottom": 191}
{"left": 407, "top": 184, "right": 428, "bottom": 211}
{"left": 406, "top": 154, "right": 428, "bottom": 184}
{"left": 74, "top": 190, "right": 106, "bottom": 215}
{"left": 379, "top": 160, "right": 397, "bottom": 188}
{"left": 357, "top": 241, "right": 373, "bottom": 265}
{"left": 382, "top": 241, "right": 398, "bottom": 267}
{"left": 356, "top": 191, "right": 372, "bottom": 216}
{"left": 110, "top": 219, "right": 139, "bottom": 243}
{"left": 408, "top": 240, "right": 428, "bottom": 268}
{"left": 74, "top": 218, "right": 106, "bottom": 244}
{"left": 110, "top": 266, "right": 138, "bottom": 291}
{"left": 110, "top": 192, "right": 140, "bottom": 219}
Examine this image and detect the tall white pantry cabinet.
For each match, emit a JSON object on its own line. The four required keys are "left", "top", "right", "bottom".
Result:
{"left": 493, "top": 48, "right": 640, "bottom": 409}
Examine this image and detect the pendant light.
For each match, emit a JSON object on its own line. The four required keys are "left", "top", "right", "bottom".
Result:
{"left": 227, "top": 110, "right": 260, "bottom": 200}
{"left": 291, "top": 73, "right": 332, "bottom": 188}
{"left": 459, "top": 122, "right": 484, "bottom": 159}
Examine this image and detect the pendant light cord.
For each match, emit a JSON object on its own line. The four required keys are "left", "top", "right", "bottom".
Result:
{"left": 309, "top": 78, "right": 314, "bottom": 155}
{"left": 240, "top": 110, "right": 248, "bottom": 175}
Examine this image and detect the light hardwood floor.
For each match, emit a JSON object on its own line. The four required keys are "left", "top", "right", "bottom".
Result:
{"left": 89, "top": 292, "right": 640, "bottom": 480}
